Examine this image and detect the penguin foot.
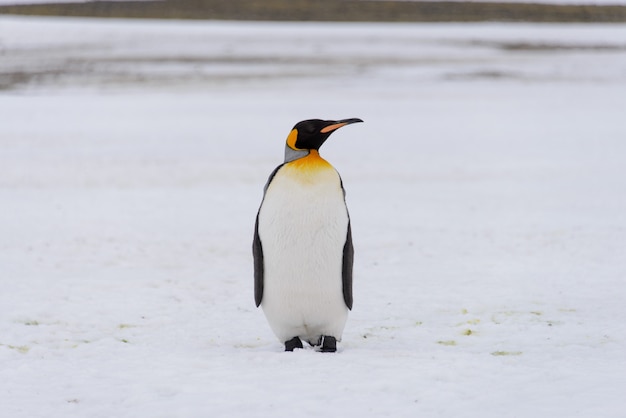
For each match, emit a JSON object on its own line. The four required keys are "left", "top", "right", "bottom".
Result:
{"left": 284, "top": 336, "right": 303, "bottom": 351}
{"left": 319, "top": 336, "right": 337, "bottom": 353}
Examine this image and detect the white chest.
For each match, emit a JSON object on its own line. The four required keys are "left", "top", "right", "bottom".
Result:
{"left": 258, "top": 164, "right": 349, "bottom": 266}
{"left": 256, "top": 160, "right": 351, "bottom": 342}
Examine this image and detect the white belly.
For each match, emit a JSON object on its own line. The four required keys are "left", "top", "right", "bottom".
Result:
{"left": 258, "top": 163, "right": 349, "bottom": 344}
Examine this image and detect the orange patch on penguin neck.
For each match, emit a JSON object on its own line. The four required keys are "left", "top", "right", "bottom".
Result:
{"left": 285, "top": 150, "right": 335, "bottom": 181}
{"left": 289, "top": 150, "right": 330, "bottom": 167}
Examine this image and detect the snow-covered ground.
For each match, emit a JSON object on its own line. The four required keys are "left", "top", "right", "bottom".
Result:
{"left": 1, "top": 15, "right": 626, "bottom": 417}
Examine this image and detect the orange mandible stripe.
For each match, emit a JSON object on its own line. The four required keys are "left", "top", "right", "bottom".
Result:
{"left": 320, "top": 122, "right": 348, "bottom": 134}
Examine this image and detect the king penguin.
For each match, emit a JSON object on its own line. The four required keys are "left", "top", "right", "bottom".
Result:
{"left": 253, "top": 118, "right": 363, "bottom": 352}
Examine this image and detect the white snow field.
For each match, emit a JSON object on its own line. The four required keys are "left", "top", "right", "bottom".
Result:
{"left": 1, "top": 15, "right": 626, "bottom": 417}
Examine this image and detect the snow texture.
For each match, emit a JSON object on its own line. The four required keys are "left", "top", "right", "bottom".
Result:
{"left": 1, "top": 15, "right": 626, "bottom": 417}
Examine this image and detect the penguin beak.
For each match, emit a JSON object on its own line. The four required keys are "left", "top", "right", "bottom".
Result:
{"left": 320, "top": 118, "right": 364, "bottom": 134}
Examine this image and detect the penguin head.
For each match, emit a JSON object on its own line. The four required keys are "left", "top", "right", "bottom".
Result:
{"left": 284, "top": 118, "right": 363, "bottom": 162}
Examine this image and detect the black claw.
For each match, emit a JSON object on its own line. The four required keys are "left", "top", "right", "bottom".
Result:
{"left": 319, "top": 336, "right": 337, "bottom": 353}
{"left": 285, "top": 336, "right": 303, "bottom": 351}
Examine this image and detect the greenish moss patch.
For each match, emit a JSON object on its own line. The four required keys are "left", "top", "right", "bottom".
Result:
{"left": 491, "top": 351, "right": 522, "bottom": 356}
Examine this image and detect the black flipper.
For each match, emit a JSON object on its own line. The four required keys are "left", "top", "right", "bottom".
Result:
{"left": 253, "top": 164, "right": 285, "bottom": 307}
{"left": 338, "top": 175, "right": 354, "bottom": 310}
{"left": 253, "top": 213, "right": 264, "bottom": 307}
{"left": 342, "top": 221, "right": 354, "bottom": 310}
